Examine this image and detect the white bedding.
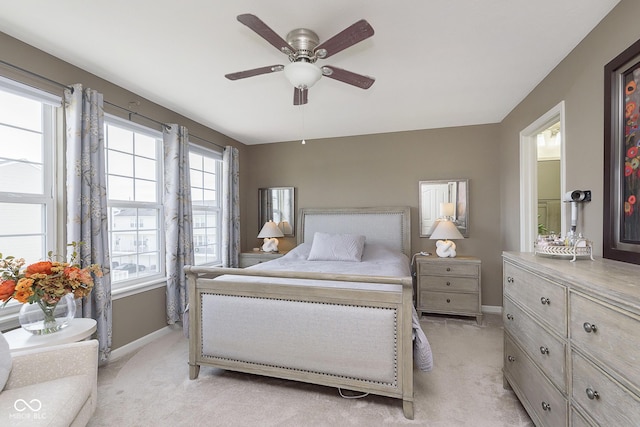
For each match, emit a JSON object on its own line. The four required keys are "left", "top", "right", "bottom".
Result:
{"left": 243, "top": 243, "right": 433, "bottom": 372}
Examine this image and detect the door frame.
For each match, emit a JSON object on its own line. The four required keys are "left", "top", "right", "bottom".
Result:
{"left": 519, "top": 101, "right": 566, "bottom": 252}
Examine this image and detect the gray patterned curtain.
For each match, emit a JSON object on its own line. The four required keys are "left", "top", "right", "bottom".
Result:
{"left": 222, "top": 146, "right": 240, "bottom": 267}
{"left": 163, "top": 125, "right": 194, "bottom": 325}
{"left": 64, "top": 83, "right": 112, "bottom": 364}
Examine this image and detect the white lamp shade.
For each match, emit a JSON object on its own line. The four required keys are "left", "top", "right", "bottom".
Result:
{"left": 257, "top": 221, "right": 284, "bottom": 238}
{"left": 284, "top": 62, "right": 322, "bottom": 89}
{"left": 429, "top": 220, "right": 464, "bottom": 240}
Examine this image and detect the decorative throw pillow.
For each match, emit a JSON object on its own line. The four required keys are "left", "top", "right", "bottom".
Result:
{"left": 0, "top": 331, "right": 12, "bottom": 391}
{"left": 307, "top": 232, "right": 366, "bottom": 262}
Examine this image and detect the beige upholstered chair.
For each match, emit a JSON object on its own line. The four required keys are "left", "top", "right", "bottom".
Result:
{"left": 0, "top": 335, "right": 98, "bottom": 427}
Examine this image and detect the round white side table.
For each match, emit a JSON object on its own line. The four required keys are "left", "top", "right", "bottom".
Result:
{"left": 5, "top": 318, "right": 97, "bottom": 353}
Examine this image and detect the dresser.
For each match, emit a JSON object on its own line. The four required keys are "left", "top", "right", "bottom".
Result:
{"left": 238, "top": 251, "right": 285, "bottom": 268}
{"left": 502, "top": 252, "right": 640, "bottom": 427}
{"left": 415, "top": 255, "right": 482, "bottom": 324}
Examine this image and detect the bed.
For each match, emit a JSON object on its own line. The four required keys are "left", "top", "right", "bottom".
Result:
{"left": 184, "top": 206, "right": 431, "bottom": 419}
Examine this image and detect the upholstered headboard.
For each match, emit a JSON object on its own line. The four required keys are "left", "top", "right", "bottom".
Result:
{"left": 296, "top": 207, "right": 411, "bottom": 256}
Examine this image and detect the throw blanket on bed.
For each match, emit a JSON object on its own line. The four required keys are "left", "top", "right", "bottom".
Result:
{"left": 246, "top": 243, "right": 433, "bottom": 372}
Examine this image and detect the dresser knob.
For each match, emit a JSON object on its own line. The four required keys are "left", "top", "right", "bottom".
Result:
{"left": 540, "top": 297, "right": 550, "bottom": 305}
{"left": 541, "top": 401, "right": 551, "bottom": 412}
{"left": 446, "top": 298, "right": 451, "bottom": 303}
{"left": 539, "top": 346, "right": 549, "bottom": 355}
{"left": 506, "top": 313, "right": 514, "bottom": 320}
{"left": 586, "top": 388, "right": 600, "bottom": 400}
{"left": 506, "top": 276, "right": 514, "bottom": 283}
{"left": 446, "top": 267, "right": 451, "bottom": 272}
{"left": 583, "top": 322, "right": 598, "bottom": 333}
{"left": 446, "top": 281, "right": 451, "bottom": 286}
{"left": 507, "top": 355, "right": 516, "bottom": 362}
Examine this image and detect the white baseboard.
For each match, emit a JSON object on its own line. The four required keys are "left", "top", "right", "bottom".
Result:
{"left": 482, "top": 305, "right": 502, "bottom": 314}
{"left": 108, "top": 325, "right": 178, "bottom": 363}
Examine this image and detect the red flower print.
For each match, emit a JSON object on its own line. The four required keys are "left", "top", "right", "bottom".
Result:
{"left": 630, "top": 195, "right": 637, "bottom": 205}
{"left": 625, "top": 163, "right": 633, "bottom": 176}
{"left": 628, "top": 146, "right": 639, "bottom": 158}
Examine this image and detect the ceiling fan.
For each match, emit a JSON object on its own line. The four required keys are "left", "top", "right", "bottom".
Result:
{"left": 225, "top": 14, "right": 375, "bottom": 105}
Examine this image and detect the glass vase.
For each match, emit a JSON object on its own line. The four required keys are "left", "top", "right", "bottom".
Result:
{"left": 19, "top": 293, "right": 77, "bottom": 335}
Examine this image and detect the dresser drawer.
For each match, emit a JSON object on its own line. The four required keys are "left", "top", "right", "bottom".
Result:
{"left": 418, "top": 262, "right": 478, "bottom": 277}
{"left": 570, "top": 292, "right": 640, "bottom": 390}
{"left": 419, "top": 291, "right": 478, "bottom": 313}
{"left": 503, "top": 297, "right": 566, "bottom": 392}
{"left": 504, "top": 334, "right": 568, "bottom": 427}
{"left": 418, "top": 275, "right": 478, "bottom": 292}
{"left": 572, "top": 351, "right": 640, "bottom": 427}
{"left": 504, "top": 261, "right": 567, "bottom": 335}
{"left": 571, "top": 408, "right": 595, "bottom": 427}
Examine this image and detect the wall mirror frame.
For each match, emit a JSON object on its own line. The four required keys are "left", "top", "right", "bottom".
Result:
{"left": 259, "top": 187, "right": 295, "bottom": 237}
{"left": 419, "top": 179, "right": 469, "bottom": 237}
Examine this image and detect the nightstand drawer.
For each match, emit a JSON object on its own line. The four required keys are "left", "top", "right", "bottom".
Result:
{"left": 419, "top": 291, "right": 478, "bottom": 313}
{"left": 419, "top": 275, "right": 478, "bottom": 292}
{"left": 418, "top": 262, "right": 478, "bottom": 277}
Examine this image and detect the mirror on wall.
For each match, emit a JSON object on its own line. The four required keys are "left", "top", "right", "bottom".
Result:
{"left": 259, "top": 187, "right": 295, "bottom": 236}
{"left": 419, "top": 179, "right": 469, "bottom": 237}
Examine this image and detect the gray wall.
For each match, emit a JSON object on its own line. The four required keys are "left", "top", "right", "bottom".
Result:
{"left": 244, "top": 125, "right": 504, "bottom": 306}
{"left": 499, "top": 0, "right": 640, "bottom": 254}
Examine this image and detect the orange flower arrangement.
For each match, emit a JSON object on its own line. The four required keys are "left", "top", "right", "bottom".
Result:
{"left": 0, "top": 242, "right": 102, "bottom": 307}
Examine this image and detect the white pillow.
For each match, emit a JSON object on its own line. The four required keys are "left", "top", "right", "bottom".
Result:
{"left": 307, "top": 232, "right": 366, "bottom": 262}
{"left": 0, "top": 331, "right": 12, "bottom": 391}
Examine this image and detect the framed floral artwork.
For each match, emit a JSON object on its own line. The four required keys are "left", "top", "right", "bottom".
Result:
{"left": 604, "top": 38, "right": 640, "bottom": 265}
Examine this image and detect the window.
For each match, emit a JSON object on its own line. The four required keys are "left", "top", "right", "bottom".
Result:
{"left": 105, "top": 117, "right": 163, "bottom": 286}
{"left": 0, "top": 78, "right": 58, "bottom": 264}
{"left": 189, "top": 146, "right": 222, "bottom": 265}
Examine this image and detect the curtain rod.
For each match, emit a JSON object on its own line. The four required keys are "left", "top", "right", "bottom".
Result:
{"left": 1, "top": 59, "right": 226, "bottom": 151}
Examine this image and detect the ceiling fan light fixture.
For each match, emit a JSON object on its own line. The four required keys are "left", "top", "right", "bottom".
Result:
{"left": 284, "top": 62, "right": 322, "bottom": 89}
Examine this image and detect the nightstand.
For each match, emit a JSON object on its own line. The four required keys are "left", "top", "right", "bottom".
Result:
{"left": 238, "top": 251, "right": 285, "bottom": 268}
{"left": 415, "top": 255, "right": 482, "bottom": 324}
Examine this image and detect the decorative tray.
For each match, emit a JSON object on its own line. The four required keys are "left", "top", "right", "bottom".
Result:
{"left": 534, "top": 239, "right": 594, "bottom": 262}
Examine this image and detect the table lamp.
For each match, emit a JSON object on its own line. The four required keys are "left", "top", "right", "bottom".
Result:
{"left": 430, "top": 219, "right": 464, "bottom": 257}
{"left": 257, "top": 220, "right": 284, "bottom": 252}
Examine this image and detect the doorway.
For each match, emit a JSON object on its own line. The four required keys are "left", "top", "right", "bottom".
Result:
{"left": 519, "top": 102, "right": 566, "bottom": 252}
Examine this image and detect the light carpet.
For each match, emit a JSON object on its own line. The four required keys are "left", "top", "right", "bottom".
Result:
{"left": 87, "top": 314, "right": 533, "bottom": 426}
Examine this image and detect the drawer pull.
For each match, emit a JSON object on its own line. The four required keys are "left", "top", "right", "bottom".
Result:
{"left": 540, "top": 297, "right": 550, "bottom": 305}
{"left": 541, "top": 401, "right": 551, "bottom": 412}
{"left": 506, "top": 313, "right": 514, "bottom": 321}
{"left": 446, "top": 267, "right": 451, "bottom": 272}
{"left": 446, "top": 298, "right": 451, "bottom": 303}
{"left": 586, "top": 388, "right": 600, "bottom": 400}
{"left": 539, "top": 346, "right": 549, "bottom": 355}
{"left": 446, "top": 281, "right": 451, "bottom": 286}
{"left": 583, "top": 322, "right": 598, "bottom": 333}
{"left": 507, "top": 355, "right": 516, "bottom": 362}
{"left": 507, "top": 276, "right": 514, "bottom": 283}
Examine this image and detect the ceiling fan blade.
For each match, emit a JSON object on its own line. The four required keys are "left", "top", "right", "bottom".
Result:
{"left": 314, "top": 19, "right": 374, "bottom": 59}
{"left": 293, "top": 87, "right": 308, "bottom": 105}
{"left": 321, "top": 66, "right": 375, "bottom": 89}
{"left": 225, "top": 65, "right": 284, "bottom": 80}
{"left": 237, "top": 14, "right": 292, "bottom": 55}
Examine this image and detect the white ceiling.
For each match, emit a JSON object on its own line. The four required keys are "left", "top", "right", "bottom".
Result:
{"left": 0, "top": 0, "right": 620, "bottom": 145}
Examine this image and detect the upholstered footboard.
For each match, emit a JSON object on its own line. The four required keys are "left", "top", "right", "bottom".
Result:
{"left": 184, "top": 267, "right": 415, "bottom": 419}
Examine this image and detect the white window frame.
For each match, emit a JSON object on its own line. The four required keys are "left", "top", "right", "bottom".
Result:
{"left": 104, "top": 114, "right": 166, "bottom": 298}
{"left": 0, "top": 77, "right": 59, "bottom": 330}
{"left": 189, "top": 144, "right": 223, "bottom": 266}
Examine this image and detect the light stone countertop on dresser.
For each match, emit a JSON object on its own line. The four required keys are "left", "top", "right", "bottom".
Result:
{"left": 503, "top": 252, "right": 640, "bottom": 315}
